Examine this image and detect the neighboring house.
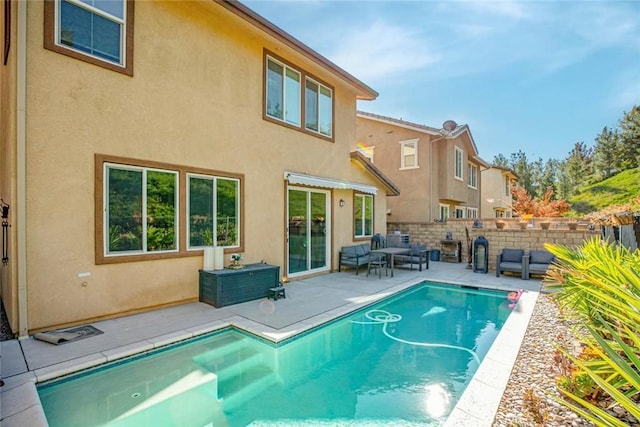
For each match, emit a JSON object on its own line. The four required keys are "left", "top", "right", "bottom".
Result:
{"left": 480, "top": 165, "right": 519, "bottom": 218}
{"left": 0, "top": 0, "right": 398, "bottom": 335}
{"left": 356, "top": 111, "right": 487, "bottom": 223}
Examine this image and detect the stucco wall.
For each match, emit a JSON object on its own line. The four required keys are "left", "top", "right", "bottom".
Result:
{"left": 20, "top": 1, "right": 383, "bottom": 331}
{"left": 388, "top": 218, "right": 599, "bottom": 271}
{"left": 356, "top": 118, "right": 432, "bottom": 222}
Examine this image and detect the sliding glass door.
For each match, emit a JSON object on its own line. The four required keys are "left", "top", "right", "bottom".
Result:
{"left": 287, "top": 187, "right": 330, "bottom": 276}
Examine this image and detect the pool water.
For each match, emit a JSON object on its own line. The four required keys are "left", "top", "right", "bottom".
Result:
{"left": 38, "top": 282, "right": 513, "bottom": 426}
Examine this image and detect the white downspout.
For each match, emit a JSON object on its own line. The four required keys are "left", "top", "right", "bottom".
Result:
{"left": 16, "top": 0, "right": 28, "bottom": 337}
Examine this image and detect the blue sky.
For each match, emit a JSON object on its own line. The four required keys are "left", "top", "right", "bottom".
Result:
{"left": 244, "top": 0, "right": 640, "bottom": 162}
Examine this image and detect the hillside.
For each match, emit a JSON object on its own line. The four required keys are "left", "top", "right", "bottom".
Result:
{"left": 569, "top": 168, "right": 640, "bottom": 215}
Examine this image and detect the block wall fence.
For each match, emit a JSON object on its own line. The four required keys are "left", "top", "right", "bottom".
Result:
{"left": 387, "top": 218, "right": 600, "bottom": 272}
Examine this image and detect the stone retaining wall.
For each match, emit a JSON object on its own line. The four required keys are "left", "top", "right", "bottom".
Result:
{"left": 387, "top": 219, "right": 600, "bottom": 271}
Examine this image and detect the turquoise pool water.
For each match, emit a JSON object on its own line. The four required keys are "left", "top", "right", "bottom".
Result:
{"left": 38, "top": 282, "right": 513, "bottom": 426}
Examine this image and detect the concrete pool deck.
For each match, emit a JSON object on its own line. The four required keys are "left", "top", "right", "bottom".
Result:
{"left": 0, "top": 261, "right": 541, "bottom": 426}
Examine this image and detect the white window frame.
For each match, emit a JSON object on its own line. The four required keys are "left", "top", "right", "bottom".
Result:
{"left": 104, "top": 163, "right": 179, "bottom": 257}
{"left": 305, "top": 77, "right": 333, "bottom": 137}
{"left": 354, "top": 193, "right": 374, "bottom": 238}
{"left": 454, "top": 146, "right": 464, "bottom": 180}
{"left": 505, "top": 176, "right": 512, "bottom": 197}
{"left": 467, "top": 163, "right": 478, "bottom": 189}
{"left": 439, "top": 204, "right": 450, "bottom": 221}
{"left": 399, "top": 138, "right": 419, "bottom": 170}
{"left": 467, "top": 207, "right": 478, "bottom": 219}
{"left": 454, "top": 206, "right": 465, "bottom": 218}
{"left": 55, "top": 0, "right": 127, "bottom": 67}
{"left": 264, "top": 51, "right": 334, "bottom": 140}
{"left": 186, "top": 173, "right": 241, "bottom": 250}
{"left": 266, "top": 56, "right": 301, "bottom": 126}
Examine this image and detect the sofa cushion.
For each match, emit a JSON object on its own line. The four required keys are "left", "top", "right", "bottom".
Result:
{"left": 530, "top": 250, "right": 554, "bottom": 265}
{"left": 341, "top": 246, "right": 357, "bottom": 255}
{"left": 356, "top": 243, "right": 370, "bottom": 256}
{"left": 501, "top": 249, "right": 524, "bottom": 263}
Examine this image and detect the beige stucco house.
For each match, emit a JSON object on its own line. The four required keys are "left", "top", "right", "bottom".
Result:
{"left": 480, "top": 165, "right": 519, "bottom": 218}
{"left": 0, "top": 0, "right": 398, "bottom": 336}
{"left": 356, "top": 111, "right": 488, "bottom": 223}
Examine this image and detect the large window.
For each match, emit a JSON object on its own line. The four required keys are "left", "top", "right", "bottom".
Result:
{"left": 266, "top": 58, "right": 301, "bottom": 126}
{"left": 265, "top": 52, "right": 334, "bottom": 139}
{"left": 305, "top": 78, "right": 333, "bottom": 137}
{"left": 354, "top": 194, "right": 373, "bottom": 238}
{"left": 467, "top": 163, "right": 478, "bottom": 189}
{"left": 188, "top": 175, "right": 240, "bottom": 248}
{"left": 454, "top": 146, "right": 464, "bottom": 180}
{"left": 44, "top": 0, "right": 134, "bottom": 75}
{"left": 400, "top": 139, "right": 418, "bottom": 169}
{"left": 106, "top": 165, "right": 178, "bottom": 255}
{"left": 467, "top": 207, "right": 478, "bottom": 218}
{"left": 97, "top": 155, "right": 243, "bottom": 264}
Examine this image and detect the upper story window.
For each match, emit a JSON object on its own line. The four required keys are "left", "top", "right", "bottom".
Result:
{"left": 44, "top": 0, "right": 134, "bottom": 75}
{"left": 454, "top": 146, "right": 463, "bottom": 180}
{"left": 400, "top": 138, "right": 419, "bottom": 169}
{"left": 354, "top": 193, "right": 373, "bottom": 238}
{"left": 505, "top": 176, "right": 512, "bottom": 197}
{"left": 467, "top": 163, "right": 478, "bottom": 189}
{"left": 305, "top": 78, "right": 333, "bottom": 137}
{"left": 266, "top": 57, "right": 301, "bottom": 126}
{"left": 264, "top": 52, "right": 334, "bottom": 140}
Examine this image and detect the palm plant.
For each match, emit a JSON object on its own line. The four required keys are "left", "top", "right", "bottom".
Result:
{"left": 544, "top": 238, "right": 640, "bottom": 426}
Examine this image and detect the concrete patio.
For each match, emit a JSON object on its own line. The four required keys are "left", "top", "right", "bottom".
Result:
{"left": 0, "top": 261, "right": 542, "bottom": 426}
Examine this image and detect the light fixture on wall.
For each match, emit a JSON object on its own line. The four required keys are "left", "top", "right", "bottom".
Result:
{"left": 339, "top": 199, "right": 345, "bottom": 207}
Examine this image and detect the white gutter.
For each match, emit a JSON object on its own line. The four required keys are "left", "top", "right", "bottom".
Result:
{"left": 17, "top": 0, "right": 28, "bottom": 337}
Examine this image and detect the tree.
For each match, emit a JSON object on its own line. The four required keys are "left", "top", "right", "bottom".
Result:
{"left": 563, "top": 142, "right": 593, "bottom": 197}
{"left": 619, "top": 105, "right": 640, "bottom": 169}
{"left": 510, "top": 185, "right": 571, "bottom": 217}
{"left": 592, "top": 126, "right": 622, "bottom": 180}
{"left": 492, "top": 153, "right": 509, "bottom": 167}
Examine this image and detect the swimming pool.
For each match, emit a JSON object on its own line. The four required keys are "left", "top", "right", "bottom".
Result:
{"left": 38, "top": 282, "right": 513, "bottom": 426}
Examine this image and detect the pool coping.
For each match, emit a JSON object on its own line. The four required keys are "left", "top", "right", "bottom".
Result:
{"left": 1, "top": 273, "right": 539, "bottom": 426}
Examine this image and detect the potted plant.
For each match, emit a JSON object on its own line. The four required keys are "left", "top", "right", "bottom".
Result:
{"left": 495, "top": 220, "right": 507, "bottom": 230}
{"left": 568, "top": 222, "right": 578, "bottom": 230}
{"left": 229, "top": 253, "right": 244, "bottom": 269}
{"left": 518, "top": 221, "right": 528, "bottom": 230}
{"left": 539, "top": 221, "right": 551, "bottom": 230}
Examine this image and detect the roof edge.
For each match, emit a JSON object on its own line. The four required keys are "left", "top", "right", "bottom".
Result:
{"left": 219, "top": 1, "right": 378, "bottom": 100}
{"left": 350, "top": 151, "right": 401, "bottom": 196}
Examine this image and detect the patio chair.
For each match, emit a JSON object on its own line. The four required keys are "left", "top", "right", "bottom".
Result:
{"left": 371, "top": 233, "right": 386, "bottom": 249}
{"left": 367, "top": 252, "right": 388, "bottom": 279}
{"left": 525, "top": 250, "right": 556, "bottom": 279}
{"left": 496, "top": 248, "right": 526, "bottom": 279}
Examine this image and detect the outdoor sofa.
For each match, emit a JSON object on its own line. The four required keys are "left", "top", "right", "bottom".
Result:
{"left": 338, "top": 243, "right": 372, "bottom": 275}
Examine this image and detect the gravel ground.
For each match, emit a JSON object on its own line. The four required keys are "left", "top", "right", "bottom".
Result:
{"left": 0, "top": 299, "right": 13, "bottom": 341}
{"left": 493, "top": 293, "right": 638, "bottom": 427}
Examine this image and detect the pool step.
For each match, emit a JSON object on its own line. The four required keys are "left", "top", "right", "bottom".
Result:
{"left": 218, "top": 364, "right": 280, "bottom": 409}
{"left": 191, "top": 333, "right": 280, "bottom": 410}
